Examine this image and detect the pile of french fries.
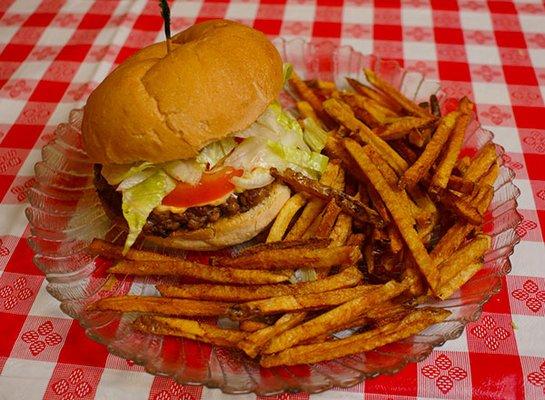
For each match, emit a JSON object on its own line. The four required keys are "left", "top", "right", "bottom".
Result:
{"left": 87, "top": 68, "right": 498, "bottom": 367}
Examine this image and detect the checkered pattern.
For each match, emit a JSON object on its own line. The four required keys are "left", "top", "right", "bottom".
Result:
{"left": 0, "top": 0, "right": 543, "bottom": 398}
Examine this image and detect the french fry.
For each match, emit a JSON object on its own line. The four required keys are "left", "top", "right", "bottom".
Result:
{"left": 263, "top": 279, "right": 410, "bottom": 354}
{"left": 238, "top": 312, "right": 306, "bottom": 358}
{"left": 447, "top": 175, "right": 475, "bottom": 195}
{"left": 239, "top": 238, "right": 331, "bottom": 256}
{"left": 391, "top": 140, "right": 418, "bottom": 164}
{"left": 271, "top": 168, "right": 382, "bottom": 226}
{"left": 109, "top": 260, "right": 289, "bottom": 285}
{"left": 323, "top": 134, "right": 365, "bottom": 180}
{"left": 86, "top": 296, "right": 229, "bottom": 317}
{"left": 289, "top": 72, "right": 335, "bottom": 128}
{"left": 474, "top": 184, "right": 494, "bottom": 215}
{"left": 88, "top": 238, "right": 173, "bottom": 261}
{"left": 408, "top": 128, "right": 426, "bottom": 147}
{"left": 211, "top": 245, "right": 361, "bottom": 270}
{"left": 464, "top": 143, "right": 497, "bottom": 183}
{"left": 456, "top": 155, "right": 471, "bottom": 175}
{"left": 435, "top": 234, "right": 491, "bottom": 299}
{"left": 364, "top": 68, "right": 431, "bottom": 118}
{"left": 430, "top": 94, "right": 441, "bottom": 117}
{"left": 296, "top": 101, "right": 320, "bottom": 123}
{"left": 430, "top": 97, "right": 474, "bottom": 193}
{"left": 329, "top": 213, "right": 353, "bottom": 247}
{"left": 323, "top": 98, "right": 409, "bottom": 174}
{"left": 340, "top": 91, "right": 396, "bottom": 126}
{"left": 260, "top": 308, "right": 450, "bottom": 367}
{"left": 478, "top": 161, "right": 499, "bottom": 188}
{"left": 346, "top": 232, "right": 365, "bottom": 247}
{"left": 312, "top": 199, "right": 342, "bottom": 238}
{"left": 286, "top": 161, "right": 340, "bottom": 239}
{"left": 346, "top": 77, "right": 402, "bottom": 113}
{"left": 267, "top": 193, "right": 307, "bottom": 242}
{"left": 229, "top": 284, "right": 380, "bottom": 319}
{"left": 133, "top": 316, "right": 246, "bottom": 347}
{"left": 437, "top": 190, "right": 483, "bottom": 225}
{"left": 157, "top": 266, "right": 362, "bottom": 302}
{"left": 344, "top": 139, "right": 438, "bottom": 289}
{"left": 388, "top": 225, "right": 404, "bottom": 254}
{"left": 400, "top": 111, "right": 459, "bottom": 188}
{"left": 376, "top": 117, "right": 436, "bottom": 141}
{"left": 367, "top": 185, "right": 391, "bottom": 224}
{"left": 430, "top": 223, "right": 474, "bottom": 265}
{"left": 240, "top": 320, "right": 269, "bottom": 332}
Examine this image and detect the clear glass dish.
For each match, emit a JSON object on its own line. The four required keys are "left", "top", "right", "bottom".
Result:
{"left": 26, "top": 38, "right": 521, "bottom": 395}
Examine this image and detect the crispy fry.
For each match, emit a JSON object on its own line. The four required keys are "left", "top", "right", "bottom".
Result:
{"left": 230, "top": 284, "right": 380, "bottom": 319}
{"left": 478, "top": 161, "right": 499, "bottom": 188}
{"left": 267, "top": 193, "right": 307, "bottom": 242}
{"left": 323, "top": 134, "right": 365, "bottom": 180}
{"left": 289, "top": 72, "right": 335, "bottom": 128}
{"left": 260, "top": 308, "right": 450, "bottom": 367}
{"left": 391, "top": 140, "right": 418, "bottom": 164}
{"left": 86, "top": 296, "right": 229, "bottom": 317}
{"left": 323, "top": 98, "right": 409, "bottom": 174}
{"left": 437, "top": 190, "right": 483, "bottom": 225}
{"left": 157, "top": 266, "right": 362, "bottom": 302}
{"left": 211, "top": 245, "right": 361, "bottom": 270}
{"left": 436, "top": 234, "right": 491, "bottom": 299}
{"left": 346, "top": 77, "right": 402, "bottom": 113}
{"left": 364, "top": 68, "right": 431, "bottom": 118}
{"left": 464, "top": 143, "right": 497, "bottom": 182}
{"left": 329, "top": 213, "right": 353, "bottom": 247}
{"left": 286, "top": 161, "right": 341, "bottom": 239}
{"left": 271, "top": 168, "right": 382, "bottom": 226}
{"left": 430, "top": 94, "right": 441, "bottom": 117}
{"left": 263, "top": 279, "right": 410, "bottom": 354}
{"left": 408, "top": 128, "right": 425, "bottom": 147}
{"left": 430, "top": 223, "right": 474, "bottom": 265}
{"left": 296, "top": 101, "right": 320, "bottom": 122}
{"left": 474, "top": 184, "right": 494, "bottom": 215}
{"left": 456, "top": 155, "right": 471, "bottom": 175}
{"left": 340, "top": 91, "right": 396, "bottom": 127}
{"left": 313, "top": 199, "right": 342, "bottom": 238}
{"left": 88, "top": 238, "right": 173, "bottom": 261}
{"left": 240, "top": 320, "right": 269, "bottom": 332}
{"left": 239, "top": 238, "right": 331, "bottom": 256}
{"left": 346, "top": 233, "right": 365, "bottom": 247}
{"left": 109, "top": 260, "right": 289, "bottom": 284}
{"left": 400, "top": 111, "right": 459, "bottom": 188}
{"left": 447, "top": 175, "right": 475, "bottom": 195}
{"left": 376, "top": 117, "right": 436, "bottom": 141}
{"left": 344, "top": 139, "right": 438, "bottom": 289}
{"left": 431, "top": 98, "right": 474, "bottom": 193}
{"left": 367, "top": 185, "right": 391, "bottom": 224}
{"left": 238, "top": 312, "right": 306, "bottom": 358}
{"left": 388, "top": 225, "right": 404, "bottom": 254}
{"left": 133, "top": 316, "right": 245, "bottom": 347}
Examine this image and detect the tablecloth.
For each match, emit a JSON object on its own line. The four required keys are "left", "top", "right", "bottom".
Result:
{"left": 0, "top": 0, "right": 544, "bottom": 398}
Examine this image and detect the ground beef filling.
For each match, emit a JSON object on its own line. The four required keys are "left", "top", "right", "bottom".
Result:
{"left": 93, "top": 164, "right": 272, "bottom": 238}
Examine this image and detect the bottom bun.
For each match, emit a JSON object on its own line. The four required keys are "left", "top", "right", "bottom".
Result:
{"left": 145, "top": 183, "right": 291, "bottom": 251}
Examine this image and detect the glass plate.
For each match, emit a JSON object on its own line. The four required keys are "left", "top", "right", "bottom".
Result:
{"left": 26, "top": 38, "right": 521, "bottom": 395}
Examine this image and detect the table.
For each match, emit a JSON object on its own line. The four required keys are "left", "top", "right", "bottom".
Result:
{"left": 0, "top": 0, "right": 544, "bottom": 398}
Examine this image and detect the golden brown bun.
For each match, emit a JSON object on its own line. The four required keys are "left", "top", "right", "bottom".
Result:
{"left": 145, "top": 183, "right": 290, "bottom": 250}
{"left": 82, "top": 19, "right": 283, "bottom": 164}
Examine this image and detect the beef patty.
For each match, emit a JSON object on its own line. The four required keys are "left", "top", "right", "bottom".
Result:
{"left": 93, "top": 164, "right": 273, "bottom": 237}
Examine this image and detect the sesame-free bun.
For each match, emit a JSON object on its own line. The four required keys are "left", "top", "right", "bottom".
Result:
{"left": 145, "top": 183, "right": 291, "bottom": 251}
{"left": 82, "top": 19, "right": 283, "bottom": 164}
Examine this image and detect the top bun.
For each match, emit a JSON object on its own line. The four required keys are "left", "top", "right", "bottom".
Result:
{"left": 82, "top": 20, "right": 284, "bottom": 164}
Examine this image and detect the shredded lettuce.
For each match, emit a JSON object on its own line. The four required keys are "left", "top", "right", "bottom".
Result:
{"left": 117, "top": 168, "right": 157, "bottom": 191}
{"left": 303, "top": 117, "right": 330, "bottom": 153}
{"left": 162, "top": 159, "right": 204, "bottom": 185}
{"left": 268, "top": 140, "right": 329, "bottom": 175}
{"left": 282, "top": 63, "right": 293, "bottom": 85}
{"left": 121, "top": 170, "right": 175, "bottom": 254}
{"left": 101, "top": 162, "right": 154, "bottom": 185}
{"left": 196, "top": 138, "right": 237, "bottom": 168}
{"left": 254, "top": 103, "right": 309, "bottom": 151}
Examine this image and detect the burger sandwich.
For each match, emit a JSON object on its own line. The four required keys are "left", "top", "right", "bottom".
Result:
{"left": 82, "top": 19, "right": 330, "bottom": 253}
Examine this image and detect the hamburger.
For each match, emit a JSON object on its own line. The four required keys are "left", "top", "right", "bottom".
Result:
{"left": 82, "top": 19, "right": 329, "bottom": 252}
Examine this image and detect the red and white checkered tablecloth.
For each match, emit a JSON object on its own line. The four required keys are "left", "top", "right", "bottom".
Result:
{"left": 0, "top": 0, "right": 544, "bottom": 398}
